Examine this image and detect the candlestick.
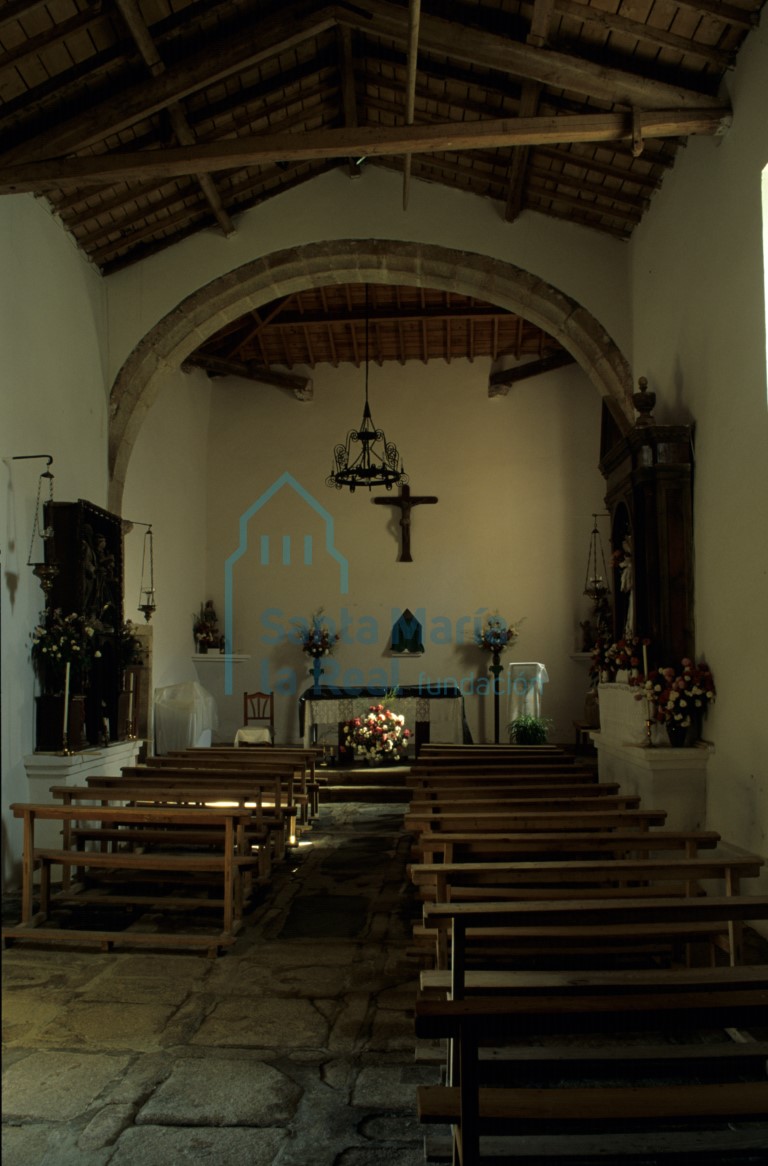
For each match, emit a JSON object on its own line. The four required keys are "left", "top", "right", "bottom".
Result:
{"left": 62, "top": 661, "right": 70, "bottom": 736}
{"left": 642, "top": 643, "right": 648, "bottom": 676}
{"left": 127, "top": 673, "right": 135, "bottom": 736}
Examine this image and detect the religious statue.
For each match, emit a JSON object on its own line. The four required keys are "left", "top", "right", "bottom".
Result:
{"left": 614, "top": 536, "right": 634, "bottom": 638}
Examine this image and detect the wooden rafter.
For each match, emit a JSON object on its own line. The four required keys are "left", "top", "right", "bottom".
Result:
{"left": 0, "top": 110, "right": 730, "bottom": 194}
{"left": 113, "top": 0, "right": 234, "bottom": 238}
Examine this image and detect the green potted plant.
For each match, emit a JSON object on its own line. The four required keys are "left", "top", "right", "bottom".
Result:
{"left": 507, "top": 715, "right": 553, "bottom": 745}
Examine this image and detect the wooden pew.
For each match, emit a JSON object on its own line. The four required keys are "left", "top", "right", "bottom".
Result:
{"left": 74, "top": 774, "right": 289, "bottom": 860}
{"left": 139, "top": 756, "right": 317, "bottom": 823}
{"left": 2, "top": 802, "right": 260, "bottom": 956}
{"left": 407, "top": 791, "right": 641, "bottom": 814}
{"left": 414, "top": 970, "right": 768, "bottom": 1165}
{"left": 409, "top": 853, "right": 764, "bottom": 907}
{"left": 422, "top": 895, "right": 768, "bottom": 974}
{"left": 415, "top": 828, "right": 722, "bottom": 864}
{"left": 405, "top": 774, "right": 606, "bottom": 792}
{"left": 405, "top": 807, "right": 668, "bottom": 838}
{"left": 410, "top": 761, "right": 595, "bottom": 777}
{"left": 121, "top": 763, "right": 307, "bottom": 835}
{"left": 416, "top": 745, "right": 563, "bottom": 757}
{"left": 167, "top": 747, "right": 322, "bottom": 812}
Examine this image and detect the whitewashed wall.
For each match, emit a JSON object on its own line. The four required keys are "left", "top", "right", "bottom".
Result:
{"left": 0, "top": 196, "right": 108, "bottom": 890}
{"left": 105, "top": 167, "right": 631, "bottom": 386}
{"left": 630, "top": 21, "right": 768, "bottom": 905}
{"left": 197, "top": 356, "right": 605, "bottom": 746}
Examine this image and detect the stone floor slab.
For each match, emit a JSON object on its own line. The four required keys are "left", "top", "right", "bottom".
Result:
{"left": 3, "top": 1051, "right": 133, "bottom": 1121}
{"left": 109, "top": 1125, "right": 287, "bottom": 1164}
{"left": 136, "top": 1057, "right": 302, "bottom": 1126}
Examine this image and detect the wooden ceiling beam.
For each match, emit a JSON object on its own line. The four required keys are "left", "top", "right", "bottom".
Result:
{"left": 341, "top": 0, "right": 725, "bottom": 109}
{"left": 182, "top": 354, "right": 313, "bottom": 399}
{"left": 338, "top": 24, "right": 361, "bottom": 177}
{"left": 2, "top": 4, "right": 339, "bottom": 163}
{"left": 112, "top": 0, "right": 234, "bottom": 238}
{"left": 0, "top": 109, "right": 730, "bottom": 193}
{"left": 505, "top": 0, "right": 556, "bottom": 223}
{"left": 402, "top": 0, "right": 421, "bottom": 210}
{"left": 489, "top": 350, "right": 577, "bottom": 395}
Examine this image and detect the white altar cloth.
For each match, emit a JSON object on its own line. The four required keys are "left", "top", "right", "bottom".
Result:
{"left": 301, "top": 692, "right": 464, "bottom": 748}
{"left": 507, "top": 661, "right": 549, "bottom": 721}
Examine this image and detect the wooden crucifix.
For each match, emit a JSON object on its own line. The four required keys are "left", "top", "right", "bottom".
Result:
{"left": 373, "top": 483, "right": 438, "bottom": 562}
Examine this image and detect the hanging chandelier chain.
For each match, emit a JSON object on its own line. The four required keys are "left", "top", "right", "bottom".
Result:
{"left": 326, "top": 284, "right": 407, "bottom": 493}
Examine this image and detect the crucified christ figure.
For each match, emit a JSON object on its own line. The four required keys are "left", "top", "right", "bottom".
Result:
{"left": 373, "top": 483, "right": 438, "bottom": 562}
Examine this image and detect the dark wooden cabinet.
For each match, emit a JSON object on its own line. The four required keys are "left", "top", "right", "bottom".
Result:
{"left": 599, "top": 396, "right": 694, "bottom": 665}
{"left": 42, "top": 499, "right": 124, "bottom": 747}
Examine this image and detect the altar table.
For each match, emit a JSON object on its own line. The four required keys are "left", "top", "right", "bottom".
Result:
{"left": 298, "top": 686, "right": 468, "bottom": 752}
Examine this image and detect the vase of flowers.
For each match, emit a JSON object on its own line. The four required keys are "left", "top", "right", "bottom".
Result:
{"left": 31, "top": 608, "right": 100, "bottom": 696}
{"left": 293, "top": 609, "right": 339, "bottom": 658}
{"left": 590, "top": 634, "right": 648, "bottom": 685}
{"left": 630, "top": 658, "right": 716, "bottom": 746}
{"left": 342, "top": 703, "right": 411, "bottom": 765}
{"left": 31, "top": 608, "right": 99, "bottom": 751}
{"left": 474, "top": 614, "right": 522, "bottom": 654}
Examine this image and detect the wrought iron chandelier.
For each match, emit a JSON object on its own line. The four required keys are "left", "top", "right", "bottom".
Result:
{"left": 326, "top": 286, "right": 407, "bottom": 493}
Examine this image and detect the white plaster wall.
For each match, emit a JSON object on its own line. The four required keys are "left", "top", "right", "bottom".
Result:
{"left": 630, "top": 21, "right": 768, "bottom": 897}
{"left": 0, "top": 195, "right": 108, "bottom": 889}
{"left": 203, "top": 357, "right": 605, "bottom": 746}
{"left": 121, "top": 366, "right": 213, "bottom": 697}
{"left": 105, "top": 168, "right": 631, "bottom": 386}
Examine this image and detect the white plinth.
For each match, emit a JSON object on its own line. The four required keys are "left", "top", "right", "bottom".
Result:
{"left": 24, "top": 740, "right": 142, "bottom": 852}
{"left": 592, "top": 735, "right": 709, "bottom": 831}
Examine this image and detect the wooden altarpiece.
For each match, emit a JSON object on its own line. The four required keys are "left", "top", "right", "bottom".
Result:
{"left": 41, "top": 499, "right": 125, "bottom": 748}
{"left": 598, "top": 383, "right": 694, "bottom": 665}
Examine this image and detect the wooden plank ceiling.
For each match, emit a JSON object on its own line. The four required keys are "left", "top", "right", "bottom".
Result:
{"left": 1, "top": 0, "right": 761, "bottom": 377}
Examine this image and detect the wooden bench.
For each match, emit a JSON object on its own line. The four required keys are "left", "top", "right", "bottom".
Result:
{"left": 408, "top": 769, "right": 603, "bottom": 789}
{"left": 125, "top": 761, "right": 312, "bottom": 828}
{"left": 406, "top": 807, "right": 668, "bottom": 838}
{"left": 165, "top": 748, "right": 322, "bottom": 815}
{"left": 422, "top": 895, "right": 768, "bottom": 975}
{"left": 54, "top": 779, "right": 282, "bottom": 877}
{"left": 414, "top": 972, "right": 768, "bottom": 1165}
{"left": 408, "top": 792, "right": 642, "bottom": 816}
{"left": 415, "top": 829, "right": 722, "bottom": 864}
{"left": 3, "top": 802, "right": 261, "bottom": 956}
{"left": 71, "top": 776, "right": 287, "bottom": 865}
{"left": 410, "top": 761, "right": 595, "bottom": 777}
{"left": 118, "top": 764, "right": 303, "bottom": 839}
{"left": 409, "top": 853, "right": 764, "bottom": 905}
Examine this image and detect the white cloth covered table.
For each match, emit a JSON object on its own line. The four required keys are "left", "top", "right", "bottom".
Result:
{"left": 299, "top": 687, "right": 465, "bottom": 748}
{"left": 234, "top": 727, "right": 272, "bottom": 746}
{"left": 507, "top": 661, "right": 549, "bottom": 721}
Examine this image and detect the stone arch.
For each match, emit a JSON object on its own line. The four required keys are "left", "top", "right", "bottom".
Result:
{"left": 108, "top": 239, "right": 633, "bottom": 512}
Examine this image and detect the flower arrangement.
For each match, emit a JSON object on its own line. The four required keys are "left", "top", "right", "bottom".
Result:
{"left": 117, "top": 619, "right": 144, "bottom": 673}
{"left": 590, "top": 634, "right": 648, "bottom": 683}
{"left": 31, "top": 608, "right": 100, "bottom": 694}
{"left": 342, "top": 703, "right": 411, "bottom": 763}
{"left": 630, "top": 658, "right": 716, "bottom": 727}
{"left": 474, "top": 615, "right": 522, "bottom": 654}
{"left": 293, "top": 609, "right": 339, "bottom": 658}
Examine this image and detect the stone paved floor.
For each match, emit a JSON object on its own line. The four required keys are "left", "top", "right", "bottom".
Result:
{"left": 2, "top": 803, "right": 439, "bottom": 1166}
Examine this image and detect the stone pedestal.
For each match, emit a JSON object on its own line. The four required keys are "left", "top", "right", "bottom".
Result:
{"left": 593, "top": 682, "right": 709, "bottom": 829}
{"left": 592, "top": 735, "right": 709, "bottom": 830}
{"left": 23, "top": 740, "right": 142, "bottom": 857}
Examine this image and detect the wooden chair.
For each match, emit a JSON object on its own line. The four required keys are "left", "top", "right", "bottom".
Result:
{"left": 235, "top": 690, "right": 275, "bottom": 745}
